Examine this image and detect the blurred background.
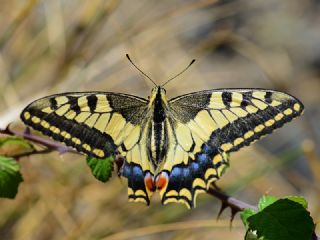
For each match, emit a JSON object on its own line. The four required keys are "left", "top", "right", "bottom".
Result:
{"left": 0, "top": 0, "right": 319, "bottom": 239}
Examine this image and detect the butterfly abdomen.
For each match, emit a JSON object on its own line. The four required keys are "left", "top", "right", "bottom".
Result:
{"left": 148, "top": 121, "right": 169, "bottom": 168}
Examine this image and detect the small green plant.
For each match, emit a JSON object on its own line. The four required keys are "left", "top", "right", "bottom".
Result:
{"left": 0, "top": 155, "right": 23, "bottom": 199}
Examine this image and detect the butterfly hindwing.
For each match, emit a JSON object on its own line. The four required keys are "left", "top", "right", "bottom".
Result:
{"left": 158, "top": 89, "right": 304, "bottom": 208}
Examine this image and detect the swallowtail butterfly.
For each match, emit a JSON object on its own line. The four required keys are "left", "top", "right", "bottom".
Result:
{"left": 21, "top": 55, "right": 304, "bottom": 208}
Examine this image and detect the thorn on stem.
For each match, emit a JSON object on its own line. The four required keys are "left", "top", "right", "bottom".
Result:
{"left": 230, "top": 207, "right": 240, "bottom": 227}
{"left": 217, "top": 202, "right": 229, "bottom": 220}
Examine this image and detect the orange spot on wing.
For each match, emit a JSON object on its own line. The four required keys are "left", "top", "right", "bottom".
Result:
{"left": 144, "top": 172, "right": 155, "bottom": 192}
{"left": 155, "top": 172, "right": 168, "bottom": 191}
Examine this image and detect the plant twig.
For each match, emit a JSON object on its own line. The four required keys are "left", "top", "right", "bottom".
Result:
{"left": 207, "top": 184, "right": 258, "bottom": 224}
{"left": 0, "top": 124, "right": 78, "bottom": 158}
{"left": 208, "top": 186, "right": 258, "bottom": 211}
{"left": 11, "top": 148, "right": 53, "bottom": 159}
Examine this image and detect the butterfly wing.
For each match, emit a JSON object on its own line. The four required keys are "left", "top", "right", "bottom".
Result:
{"left": 21, "top": 92, "right": 154, "bottom": 204}
{"left": 159, "top": 89, "right": 304, "bottom": 208}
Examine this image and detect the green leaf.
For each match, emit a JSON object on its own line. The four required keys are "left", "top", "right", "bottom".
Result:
{"left": 248, "top": 199, "right": 314, "bottom": 240}
{"left": 241, "top": 208, "right": 256, "bottom": 229}
{"left": 258, "top": 195, "right": 278, "bottom": 210}
{"left": 0, "top": 156, "right": 23, "bottom": 198}
{"left": 86, "top": 156, "right": 114, "bottom": 183}
{"left": 245, "top": 231, "right": 264, "bottom": 240}
{"left": 0, "top": 137, "right": 34, "bottom": 150}
{"left": 285, "top": 196, "right": 308, "bottom": 209}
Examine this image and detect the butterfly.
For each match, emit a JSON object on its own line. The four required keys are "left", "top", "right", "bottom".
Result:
{"left": 20, "top": 55, "right": 304, "bottom": 208}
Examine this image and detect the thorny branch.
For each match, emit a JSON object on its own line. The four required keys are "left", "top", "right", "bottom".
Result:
{"left": 208, "top": 186, "right": 258, "bottom": 221}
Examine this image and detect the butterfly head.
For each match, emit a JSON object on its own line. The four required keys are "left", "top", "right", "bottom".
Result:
{"left": 148, "top": 86, "right": 167, "bottom": 106}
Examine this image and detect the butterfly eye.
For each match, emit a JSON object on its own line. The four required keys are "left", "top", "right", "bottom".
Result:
{"left": 147, "top": 96, "right": 150, "bottom": 100}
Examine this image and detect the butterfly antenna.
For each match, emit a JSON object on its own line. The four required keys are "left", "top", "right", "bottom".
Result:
{"left": 126, "top": 54, "right": 157, "bottom": 86}
{"left": 161, "top": 59, "right": 196, "bottom": 87}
